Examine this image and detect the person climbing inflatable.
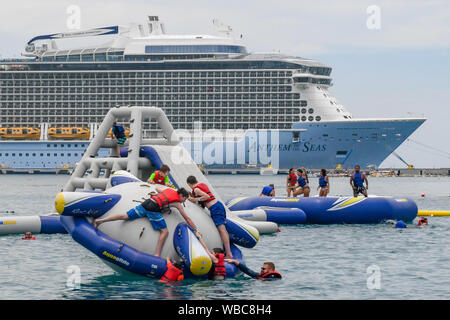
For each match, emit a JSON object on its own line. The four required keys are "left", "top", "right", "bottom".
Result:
{"left": 94, "top": 186, "right": 201, "bottom": 257}
{"left": 148, "top": 164, "right": 172, "bottom": 187}
{"left": 187, "top": 176, "right": 233, "bottom": 259}
{"left": 159, "top": 258, "right": 184, "bottom": 283}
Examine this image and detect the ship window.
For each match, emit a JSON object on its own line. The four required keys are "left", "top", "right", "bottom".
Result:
{"left": 19, "top": 153, "right": 22, "bottom": 156}
{"left": 54, "top": 153, "right": 57, "bottom": 156}
{"left": 47, "top": 153, "right": 50, "bottom": 156}
{"left": 301, "top": 116, "right": 307, "bottom": 121}
{"left": 308, "top": 116, "right": 314, "bottom": 121}
{"left": 40, "top": 153, "right": 43, "bottom": 157}
{"left": 308, "top": 108, "right": 314, "bottom": 114}
{"left": 336, "top": 151, "right": 347, "bottom": 155}
{"left": 315, "top": 116, "right": 321, "bottom": 121}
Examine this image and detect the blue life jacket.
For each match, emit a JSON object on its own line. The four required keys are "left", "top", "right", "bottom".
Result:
{"left": 297, "top": 176, "right": 307, "bottom": 188}
{"left": 353, "top": 172, "right": 364, "bottom": 187}
{"left": 319, "top": 175, "right": 327, "bottom": 187}
{"left": 261, "top": 185, "right": 274, "bottom": 196}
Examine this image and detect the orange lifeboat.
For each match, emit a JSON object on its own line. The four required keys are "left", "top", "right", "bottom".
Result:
{"left": 0, "top": 127, "right": 41, "bottom": 140}
{"left": 48, "top": 127, "right": 90, "bottom": 140}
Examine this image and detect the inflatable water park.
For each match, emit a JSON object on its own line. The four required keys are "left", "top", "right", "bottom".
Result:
{"left": 0, "top": 106, "right": 429, "bottom": 280}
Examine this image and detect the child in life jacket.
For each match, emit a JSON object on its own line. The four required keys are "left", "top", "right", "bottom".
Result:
{"left": 196, "top": 236, "right": 227, "bottom": 281}
{"left": 159, "top": 257, "right": 184, "bottom": 283}
{"left": 148, "top": 164, "right": 172, "bottom": 187}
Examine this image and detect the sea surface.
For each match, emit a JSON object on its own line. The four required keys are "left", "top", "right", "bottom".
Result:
{"left": 0, "top": 174, "right": 449, "bottom": 300}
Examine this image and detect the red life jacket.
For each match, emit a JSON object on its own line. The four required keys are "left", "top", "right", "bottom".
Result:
{"left": 288, "top": 173, "right": 297, "bottom": 186}
{"left": 152, "top": 170, "right": 166, "bottom": 185}
{"left": 151, "top": 189, "right": 181, "bottom": 214}
{"left": 193, "top": 183, "right": 215, "bottom": 207}
{"left": 160, "top": 261, "right": 184, "bottom": 282}
{"left": 22, "top": 237, "right": 36, "bottom": 240}
{"left": 258, "top": 270, "right": 282, "bottom": 280}
{"left": 213, "top": 253, "right": 226, "bottom": 277}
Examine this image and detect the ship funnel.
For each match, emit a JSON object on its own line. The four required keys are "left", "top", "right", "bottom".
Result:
{"left": 147, "top": 15, "right": 166, "bottom": 35}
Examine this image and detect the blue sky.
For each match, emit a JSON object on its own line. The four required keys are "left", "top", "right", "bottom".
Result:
{"left": 1, "top": 0, "right": 449, "bottom": 167}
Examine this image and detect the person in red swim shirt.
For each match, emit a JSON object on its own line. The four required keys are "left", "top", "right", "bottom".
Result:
{"left": 22, "top": 232, "right": 36, "bottom": 240}
{"left": 159, "top": 258, "right": 184, "bottom": 284}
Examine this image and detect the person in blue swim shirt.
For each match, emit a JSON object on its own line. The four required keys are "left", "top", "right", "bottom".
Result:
{"left": 350, "top": 165, "right": 368, "bottom": 197}
{"left": 293, "top": 168, "right": 310, "bottom": 197}
{"left": 187, "top": 175, "right": 233, "bottom": 259}
{"left": 392, "top": 220, "right": 408, "bottom": 228}
{"left": 260, "top": 184, "right": 275, "bottom": 197}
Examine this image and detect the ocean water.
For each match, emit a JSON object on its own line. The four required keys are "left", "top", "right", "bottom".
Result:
{"left": 0, "top": 174, "right": 449, "bottom": 300}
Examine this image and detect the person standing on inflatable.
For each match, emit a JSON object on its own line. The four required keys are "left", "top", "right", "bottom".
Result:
{"left": 350, "top": 165, "right": 368, "bottom": 197}
{"left": 94, "top": 187, "right": 200, "bottom": 257}
{"left": 293, "top": 168, "right": 310, "bottom": 197}
{"left": 260, "top": 184, "right": 275, "bottom": 197}
{"left": 225, "top": 259, "right": 282, "bottom": 280}
{"left": 112, "top": 122, "right": 127, "bottom": 157}
{"left": 148, "top": 164, "right": 172, "bottom": 187}
{"left": 286, "top": 168, "right": 297, "bottom": 197}
{"left": 186, "top": 175, "right": 233, "bottom": 259}
{"left": 317, "top": 169, "right": 330, "bottom": 197}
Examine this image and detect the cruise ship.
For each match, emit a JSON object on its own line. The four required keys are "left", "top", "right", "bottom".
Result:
{"left": 0, "top": 16, "right": 425, "bottom": 172}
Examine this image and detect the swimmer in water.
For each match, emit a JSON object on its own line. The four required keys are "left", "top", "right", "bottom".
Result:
{"left": 391, "top": 220, "right": 407, "bottom": 228}
{"left": 22, "top": 232, "right": 36, "bottom": 240}
{"left": 418, "top": 217, "right": 428, "bottom": 226}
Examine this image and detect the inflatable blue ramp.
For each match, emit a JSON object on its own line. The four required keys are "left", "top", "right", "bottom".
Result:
{"left": 227, "top": 196, "right": 418, "bottom": 224}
